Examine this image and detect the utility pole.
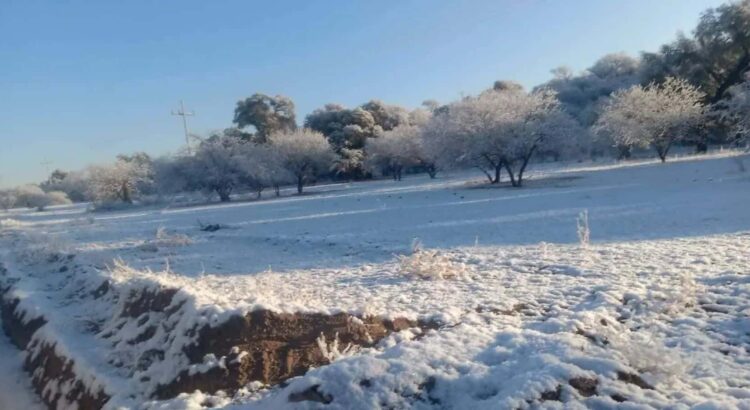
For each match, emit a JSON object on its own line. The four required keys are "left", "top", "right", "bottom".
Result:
{"left": 171, "top": 100, "right": 195, "bottom": 154}
{"left": 40, "top": 159, "right": 53, "bottom": 176}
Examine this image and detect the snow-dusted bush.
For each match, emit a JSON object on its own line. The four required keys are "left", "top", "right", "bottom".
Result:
{"left": 594, "top": 77, "right": 705, "bottom": 161}
{"left": 181, "top": 134, "right": 247, "bottom": 202}
{"left": 366, "top": 125, "right": 431, "bottom": 180}
{"left": 331, "top": 148, "right": 367, "bottom": 179}
{"left": 151, "top": 155, "right": 192, "bottom": 199}
{"left": 0, "top": 218, "right": 26, "bottom": 229}
{"left": 0, "top": 190, "right": 16, "bottom": 211}
{"left": 40, "top": 169, "right": 91, "bottom": 202}
{"left": 236, "top": 142, "right": 294, "bottom": 198}
{"left": 153, "top": 227, "right": 193, "bottom": 247}
{"left": 175, "top": 133, "right": 296, "bottom": 201}
{"left": 14, "top": 185, "right": 71, "bottom": 211}
{"left": 422, "top": 87, "right": 581, "bottom": 186}
{"left": 397, "top": 239, "right": 466, "bottom": 280}
{"left": 88, "top": 156, "right": 152, "bottom": 205}
{"left": 316, "top": 332, "right": 359, "bottom": 362}
{"left": 596, "top": 320, "right": 687, "bottom": 379}
{"left": 14, "top": 231, "right": 71, "bottom": 265}
{"left": 268, "top": 128, "right": 336, "bottom": 194}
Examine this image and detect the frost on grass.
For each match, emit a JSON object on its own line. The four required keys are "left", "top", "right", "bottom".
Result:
{"left": 138, "top": 227, "right": 193, "bottom": 252}
{"left": 13, "top": 231, "right": 72, "bottom": 265}
{"left": 397, "top": 239, "right": 466, "bottom": 280}
{"left": 0, "top": 218, "right": 28, "bottom": 230}
{"left": 0, "top": 154, "right": 748, "bottom": 409}
{"left": 153, "top": 227, "right": 193, "bottom": 247}
{"left": 576, "top": 209, "right": 590, "bottom": 248}
{"left": 316, "top": 332, "right": 359, "bottom": 363}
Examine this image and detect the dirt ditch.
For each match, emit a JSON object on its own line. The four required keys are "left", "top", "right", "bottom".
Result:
{"left": 1, "top": 275, "right": 436, "bottom": 408}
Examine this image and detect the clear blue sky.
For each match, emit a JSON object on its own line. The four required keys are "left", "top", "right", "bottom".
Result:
{"left": 0, "top": 0, "right": 725, "bottom": 187}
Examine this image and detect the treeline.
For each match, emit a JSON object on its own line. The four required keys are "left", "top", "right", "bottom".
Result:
{"left": 2, "top": 0, "right": 750, "bottom": 211}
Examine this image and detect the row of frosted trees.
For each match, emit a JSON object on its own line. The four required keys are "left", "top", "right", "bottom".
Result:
{"left": 5, "top": 0, "right": 750, "bottom": 209}
{"left": 3, "top": 75, "right": 721, "bottom": 210}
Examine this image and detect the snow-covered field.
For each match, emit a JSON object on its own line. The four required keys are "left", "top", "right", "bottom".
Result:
{"left": 1, "top": 151, "right": 749, "bottom": 409}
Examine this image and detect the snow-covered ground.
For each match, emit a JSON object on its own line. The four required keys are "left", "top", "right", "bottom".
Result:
{"left": 1, "top": 151, "right": 749, "bottom": 409}
{"left": 0, "top": 329, "right": 44, "bottom": 409}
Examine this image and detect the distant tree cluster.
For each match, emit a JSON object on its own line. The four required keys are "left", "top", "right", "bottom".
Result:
{"left": 4, "top": 0, "right": 749, "bottom": 212}
{"left": 422, "top": 87, "right": 582, "bottom": 186}
{"left": 0, "top": 184, "right": 71, "bottom": 211}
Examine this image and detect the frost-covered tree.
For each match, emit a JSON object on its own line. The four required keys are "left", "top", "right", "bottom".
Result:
{"left": 88, "top": 156, "right": 153, "bottom": 204}
{"left": 537, "top": 53, "right": 643, "bottom": 127}
{"left": 421, "top": 99, "right": 441, "bottom": 113}
{"left": 151, "top": 155, "right": 193, "bottom": 198}
{"left": 0, "top": 190, "right": 16, "bottom": 211}
{"left": 40, "top": 169, "right": 90, "bottom": 202}
{"left": 366, "top": 125, "right": 436, "bottom": 180}
{"left": 360, "top": 100, "right": 410, "bottom": 131}
{"left": 493, "top": 80, "right": 525, "bottom": 93}
{"left": 715, "top": 75, "right": 750, "bottom": 146}
{"left": 595, "top": 77, "right": 705, "bottom": 162}
{"left": 423, "top": 87, "right": 580, "bottom": 186}
{"left": 304, "top": 100, "right": 413, "bottom": 180}
{"left": 305, "top": 100, "right": 411, "bottom": 151}
{"left": 183, "top": 134, "right": 247, "bottom": 202}
{"left": 643, "top": 1, "right": 750, "bottom": 105}
{"left": 268, "top": 129, "right": 336, "bottom": 194}
{"left": 331, "top": 148, "right": 367, "bottom": 180}
{"left": 235, "top": 142, "right": 293, "bottom": 198}
{"left": 408, "top": 108, "right": 432, "bottom": 127}
{"left": 233, "top": 93, "right": 297, "bottom": 143}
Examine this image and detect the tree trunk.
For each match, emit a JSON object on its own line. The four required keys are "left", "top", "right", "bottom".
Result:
{"left": 617, "top": 146, "right": 632, "bottom": 160}
{"left": 516, "top": 147, "right": 537, "bottom": 187}
{"left": 274, "top": 184, "right": 281, "bottom": 197}
{"left": 297, "top": 175, "right": 304, "bottom": 194}
{"left": 517, "top": 159, "right": 531, "bottom": 187}
{"left": 478, "top": 166, "right": 494, "bottom": 183}
{"left": 504, "top": 163, "right": 519, "bottom": 187}
{"left": 695, "top": 141, "right": 708, "bottom": 154}
{"left": 218, "top": 190, "right": 231, "bottom": 202}
{"left": 425, "top": 164, "right": 437, "bottom": 179}
{"left": 493, "top": 165, "right": 502, "bottom": 184}
{"left": 121, "top": 182, "right": 132, "bottom": 204}
{"left": 656, "top": 140, "right": 672, "bottom": 163}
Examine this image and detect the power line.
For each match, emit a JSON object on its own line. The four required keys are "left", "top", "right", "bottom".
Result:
{"left": 171, "top": 100, "right": 195, "bottom": 154}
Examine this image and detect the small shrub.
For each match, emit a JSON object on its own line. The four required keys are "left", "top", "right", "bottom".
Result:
{"left": 153, "top": 227, "right": 193, "bottom": 247}
{"left": 576, "top": 210, "right": 590, "bottom": 248}
{"left": 397, "top": 239, "right": 466, "bottom": 280}
{"left": 316, "top": 332, "right": 358, "bottom": 362}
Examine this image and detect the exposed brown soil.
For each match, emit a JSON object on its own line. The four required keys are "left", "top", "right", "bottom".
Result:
{"left": 0, "top": 292, "right": 110, "bottom": 410}
{"left": 24, "top": 341, "right": 110, "bottom": 410}
{"left": 155, "top": 309, "right": 435, "bottom": 399}
{"left": 569, "top": 376, "right": 598, "bottom": 397}
{"left": 2, "top": 277, "right": 437, "bottom": 407}
{"left": 0, "top": 294, "right": 47, "bottom": 348}
{"left": 617, "top": 371, "right": 654, "bottom": 390}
